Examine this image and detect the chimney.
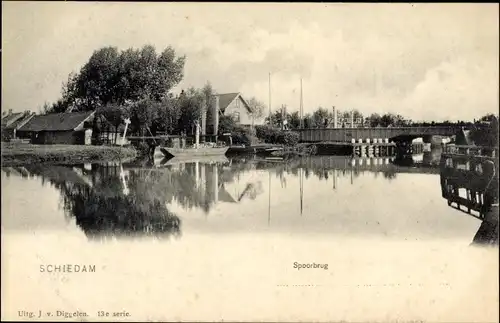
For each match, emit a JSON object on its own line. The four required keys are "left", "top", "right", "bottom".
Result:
{"left": 350, "top": 110, "right": 354, "bottom": 128}
{"left": 211, "top": 95, "right": 219, "bottom": 136}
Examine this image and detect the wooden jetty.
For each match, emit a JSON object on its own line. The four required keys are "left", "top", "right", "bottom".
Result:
{"left": 440, "top": 144, "right": 499, "bottom": 245}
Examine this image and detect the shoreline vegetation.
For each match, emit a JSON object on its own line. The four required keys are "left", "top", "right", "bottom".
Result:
{"left": 1, "top": 143, "right": 137, "bottom": 167}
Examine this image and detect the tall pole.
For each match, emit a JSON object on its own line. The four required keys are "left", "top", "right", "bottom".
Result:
{"left": 300, "top": 78, "right": 303, "bottom": 129}
{"left": 269, "top": 72, "right": 272, "bottom": 127}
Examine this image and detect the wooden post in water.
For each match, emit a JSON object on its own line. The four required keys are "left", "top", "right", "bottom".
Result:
{"left": 195, "top": 161, "right": 200, "bottom": 189}
{"left": 268, "top": 171, "right": 272, "bottom": 225}
{"left": 212, "top": 164, "right": 219, "bottom": 204}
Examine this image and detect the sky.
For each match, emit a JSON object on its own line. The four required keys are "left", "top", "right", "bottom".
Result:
{"left": 2, "top": 2, "right": 499, "bottom": 122}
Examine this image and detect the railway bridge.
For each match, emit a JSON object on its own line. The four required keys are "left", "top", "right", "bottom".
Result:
{"left": 294, "top": 126, "right": 468, "bottom": 156}
{"left": 294, "top": 126, "right": 466, "bottom": 144}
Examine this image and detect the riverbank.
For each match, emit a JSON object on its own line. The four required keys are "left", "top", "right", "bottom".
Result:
{"left": 1, "top": 142, "right": 137, "bottom": 166}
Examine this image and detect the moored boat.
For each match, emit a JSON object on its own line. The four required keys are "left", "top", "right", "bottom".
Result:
{"left": 154, "top": 154, "right": 230, "bottom": 166}
{"left": 226, "top": 144, "right": 283, "bottom": 155}
{"left": 154, "top": 146, "right": 229, "bottom": 159}
{"left": 154, "top": 121, "right": 228, "bottom": 159}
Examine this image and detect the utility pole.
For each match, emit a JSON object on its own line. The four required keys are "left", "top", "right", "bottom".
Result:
{"left": 300, "top": 78, "right": 303, "bottom": 129}
{"left": 269, "top": 72, "right": 272, "bottom": 127}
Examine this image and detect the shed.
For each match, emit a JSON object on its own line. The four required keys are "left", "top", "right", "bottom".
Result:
{"left": 17, "top": 111, "right": 95, "bottom": 145}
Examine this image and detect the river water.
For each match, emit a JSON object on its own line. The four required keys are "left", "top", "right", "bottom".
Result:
{"left": 1, "top": 151, "right": 498, "bottom": 322}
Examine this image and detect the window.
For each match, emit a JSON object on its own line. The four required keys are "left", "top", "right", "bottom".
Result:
{"left": 232, "top": 112, "right": 240, "bottom": 123}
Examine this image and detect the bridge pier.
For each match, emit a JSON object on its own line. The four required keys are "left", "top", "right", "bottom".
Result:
{"left": 351, "top": 141, "right": 396, "bottom": 158}
{"left": 423, "top": 135, "right": 433, "bottom": 144}
{"left": 394, "top": 140, "right": 413, "bottom": 156}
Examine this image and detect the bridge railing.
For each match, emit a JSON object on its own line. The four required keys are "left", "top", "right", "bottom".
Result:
{"left": 293, "top": 126, "right": 461, "bottom": 143}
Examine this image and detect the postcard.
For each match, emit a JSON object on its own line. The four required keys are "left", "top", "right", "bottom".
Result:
{"left": 1, "top": 2, "right": 498, "bottom": 322}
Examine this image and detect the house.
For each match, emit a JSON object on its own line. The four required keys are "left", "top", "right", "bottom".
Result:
{"left": 205, "top": 92, "right": 259, "bottom": 135}
{"left": 1, "top": 110, "right": 36, "bottom": 141}
{"left": 17, "top": 111, "right": 95, "bottom": 145}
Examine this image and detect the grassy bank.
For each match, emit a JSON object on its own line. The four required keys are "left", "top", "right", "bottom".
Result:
{"left": 1, "top": 143, "right": 137, "bottom": 166}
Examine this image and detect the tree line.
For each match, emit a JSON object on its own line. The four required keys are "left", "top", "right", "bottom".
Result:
{"left": 265, "top": 106, "right": 497, "bottom": 130}
{"left": 42, "top": 45, "right": 265, "bottom": 142}
{"left": 266, "top": 108, "right": 413, "bottom": 129}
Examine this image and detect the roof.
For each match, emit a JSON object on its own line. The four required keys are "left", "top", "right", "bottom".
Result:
{"left": 18, "top": 111, "right": 95, "bottom": 132}
{"left": 213, "top": 92, "right": 252, "bottom": 113}
{"left": 24, "top": 165, "right": 91, "bottom": 187}
{"left": 218, "top": 184, "right": 237, "bottom": 203}
{"left": 1, "top": 112, "right": 25, "bottom": 127}
{"left": 4, "top": 113, "right": 35, "bottom": 130}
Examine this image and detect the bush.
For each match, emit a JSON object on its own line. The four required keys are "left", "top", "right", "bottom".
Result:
{"left": 255, "top": 125, "right": 298, "bottom": 146}
{"left": 231, "top": 125, "right": 256, "bottom": 146}
{"left": 281, "top": 131, "right": 299, "bottom": 146}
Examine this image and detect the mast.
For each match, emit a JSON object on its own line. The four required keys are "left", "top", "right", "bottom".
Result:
{"left": 300, "top": 78, "right": 303, "bottom": 129}
{"left": 269, "top": 72, "right": 272, "bottom": 127}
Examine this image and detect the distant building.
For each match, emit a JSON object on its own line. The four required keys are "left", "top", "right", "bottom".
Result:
{"left": 17, "top": 111, "right": 95, "bottom": 145}
{"left": 1, "top": 110, "right": 36, "bottom": 141}
{"left": 206, "top": 92, "right": 259, "bottom": 134}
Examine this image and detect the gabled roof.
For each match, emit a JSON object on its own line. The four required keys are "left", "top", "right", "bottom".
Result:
{"left": 1, "top": 112, "right": 25, "bottom": 127}
{"left": 4, "top": 113, "right": 35, "bottom": 130}
{"left": 213, "top": 92, "right": 252, "bottom": 113}
{"left": 18, "top": 111, "right": 95, "bottom": 132}
{"left": 218, "top": 184, "right": 237, "bottom": 203}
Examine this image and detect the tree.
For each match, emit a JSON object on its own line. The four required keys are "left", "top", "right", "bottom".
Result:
{"left": 155, "top": 98, "right": 181, "bottom": 135}
{"left": 312, "top": 107, "right": 330, "bottom": 128}
{"left": 265, "top": 110, "right": 283, "bottom": 128}
{"left": 289, "top": 111, "right": 301, "bottom": 129}
{"left": 201, "top": 81, "right": 215, "bottom": 134}
{"left": 303, "top": 113, "right": 313, "bottom": 128}
{"left": 471, "top": 114, "right": 499, "bottom": 147}
{"left": 218, "top": 115, "right": 236, "bottom": 134}
{"left": 366, "top": 113, "right": 382, "bottom": 127}
{"left": 177, "top": 88, "right": 204, "bottom": 134}
{"left": 52, "top": 45, "right": 186, "bottom": 112}
{"left": 246, "top": 97, "right": 266, "bottom": 122}
{"left": 129, "top": 98, "right": 159, "bottom": 136}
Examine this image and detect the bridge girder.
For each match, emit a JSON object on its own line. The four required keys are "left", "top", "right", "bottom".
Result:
{"left": 295, "top": 126, "right": 463, "bottom": 143}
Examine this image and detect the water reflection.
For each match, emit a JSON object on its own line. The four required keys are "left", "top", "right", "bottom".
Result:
{"left": 3, "top": 164, "right": 181, "bottom": 241}
{"left": 391, "top": 148, "right": 442, "bottom": 168}
{"left": 2, "top": 148, "right": 483, "bottom": 243}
